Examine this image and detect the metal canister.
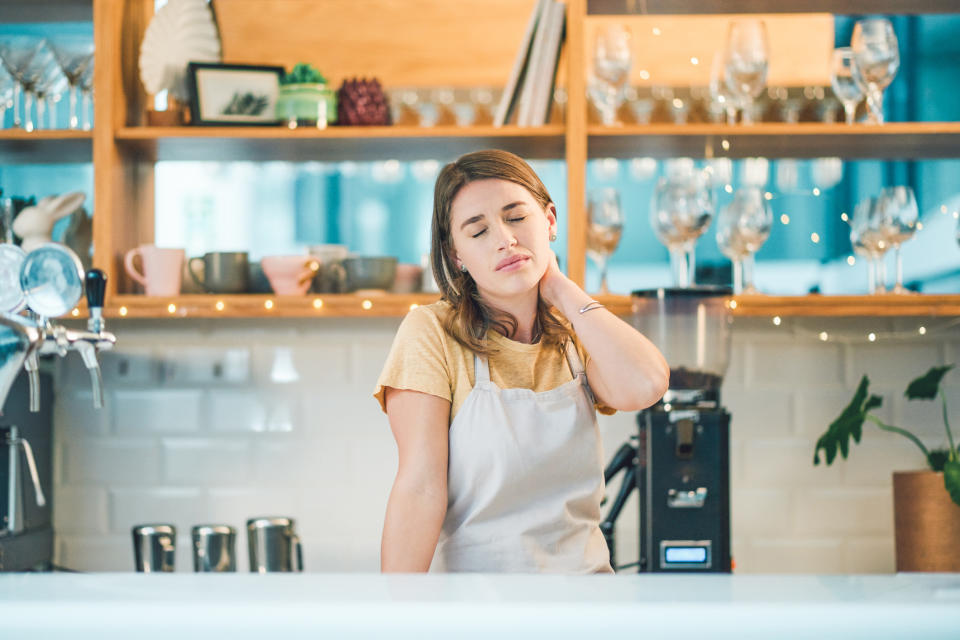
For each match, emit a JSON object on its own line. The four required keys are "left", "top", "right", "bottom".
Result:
{"left": 132, "top": 523, "right": 176, "bottom": 572}
{"left": 192, "top": 524, "right": 237, "bottom": 572}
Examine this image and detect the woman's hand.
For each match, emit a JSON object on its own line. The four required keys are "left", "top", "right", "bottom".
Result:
{"left": 538, "top": 249, "right": 571, "bottom": 309}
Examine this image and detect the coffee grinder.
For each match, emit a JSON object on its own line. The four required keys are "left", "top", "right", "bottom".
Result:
{"left": 601, "top": 286, "right": 733, "bottom": 573}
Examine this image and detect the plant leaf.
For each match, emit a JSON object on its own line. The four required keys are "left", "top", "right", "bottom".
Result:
{"left": 905, "top": 365, "right": 954, "bottom": 400}
{"left": 814, "top": 376, "right": 879, "bottom": 466}
{"left": 927, "top": 448, "right": 952, "bottom": 473}
{"left": 943, "top": 460, "right": 960, "bottom": 508}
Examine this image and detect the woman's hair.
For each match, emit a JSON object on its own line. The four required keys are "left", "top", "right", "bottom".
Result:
{"left": 431, "top": 149, "right": 572, "bottom": 355}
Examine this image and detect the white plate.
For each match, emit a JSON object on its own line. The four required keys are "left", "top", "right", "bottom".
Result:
{"left": 139, "top": 0, "right": 221, "bottom": 100}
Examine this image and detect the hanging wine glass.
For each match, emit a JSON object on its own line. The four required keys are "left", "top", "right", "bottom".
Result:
{"left": 586, "top": 187, "right": 624, "bottom": 294}
{"left": 851, "top": 18, "right": 899, "bottom": 125}
{"left": 47, "top": 35, "right": 94, "bottom": 131}
{"left": 709, "top": 52, "right": 738, "bottom": 124}
{"left": 0, "top": 35, "right": 45, "bottom": 130}
{"left": 877, "top": 186, "right": 918, "bottom": 295}
{"left": 34, "top": 53, "right": 67, "bottom": 130}
{"left": 716, "top": 187, "right": 773, "bottom": 294}
{"left": 723, "top": 20, "right": 769, "bottom": 125}
{"left": 830, "top": 48, "right": 864, "bottom": 125}
{"left": 78, "top": 57, "right": 93, "bottom": 131}
{"left": 651, "top": 164, "right": 714, "bottom": 287}
{"left": 0, "top": 65, "right": 14, "bottom": 129}
{"left": 588, "top": 24, "right": 631, "bottom": 126}
{"left": 850, "top": 197, "right": 890, "bottom": 294}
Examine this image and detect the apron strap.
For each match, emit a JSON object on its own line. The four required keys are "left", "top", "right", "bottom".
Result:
{"left": 563, "top": 340, "right": 586, "bottom": 378}
{"left": 473, "top": 352, "right": 491, "bottom": 385}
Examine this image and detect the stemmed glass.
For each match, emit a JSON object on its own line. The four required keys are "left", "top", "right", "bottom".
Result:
{"left": 0, "top": 35, "right": 45, "bottom": 130}
{"left": 0, "top": 65, "right": 15, "bottom": 128}
{"left": 34, "top": 54, "right": 67, "bottom": 130}
{"left": 48, "top": 35, "right": 95, "bottom": 130}
{"left": 830, "top": 48, "right": 864, "bottom": 125}
{"left": 877, "top": 186, "right": 919, "bottom": 295}
{"left": 709, "top": 52, "right": 738, "bottom": 124}
{"left": 78, "top": 57, "right": 93, "bottom": 130}
{"left": 651, "top": 165, "right": 714, "bottom": 287}
{"left": 716, "top": 187, "right": 773, "bottom": 294}
{"left": 851, "top": 18, "right": 899, "bottom": 125}
{"left": 586, "top": 188, "right": 624, "bottom": 294}
{"left": 588, "top": 24, "right": 631, "bottom": 126}
{"left": 850, "top": 197, "right": 890, "bottom": 294}
{"left": 723, "top": 20, "right": 769, "bottom": 125}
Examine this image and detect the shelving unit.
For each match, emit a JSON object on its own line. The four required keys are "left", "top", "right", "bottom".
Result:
{"left": 4, "top": 0, "right": 959, "bottom": 318}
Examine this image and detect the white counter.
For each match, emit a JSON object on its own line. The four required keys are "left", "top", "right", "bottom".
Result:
{"left": 1, "top": 573, "right": 959, "bottom": 639}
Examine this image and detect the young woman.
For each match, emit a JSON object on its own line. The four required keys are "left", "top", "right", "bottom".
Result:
{"left": 374, "top": 149, "right": 669, "bottom": 573}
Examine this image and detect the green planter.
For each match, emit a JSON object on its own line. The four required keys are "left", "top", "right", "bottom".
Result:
{"left": 276, "top": 83, "right": 338, "bottom": 127}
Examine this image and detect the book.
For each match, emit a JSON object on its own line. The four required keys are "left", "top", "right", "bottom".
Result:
{"left": 493, "top": 0, "right": 550, "bottom": 127}
{"left": 516, "top": 0, "right": 557, "bottom": 127}
{"left": 530, "top": 1, "right": 566, "bottom": 126}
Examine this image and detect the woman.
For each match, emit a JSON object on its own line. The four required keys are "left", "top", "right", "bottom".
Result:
{"left": 374, "top": 149, "right": 669, "bottom": 573}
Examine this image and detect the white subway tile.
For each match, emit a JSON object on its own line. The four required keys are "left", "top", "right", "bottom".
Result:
{"left": 56, "top": 534, "right": 132, "bottom": 572}
{"left": 54, "top": 390, "right": 111, "bottom": 436}
{"left": 731, "top": 489, "right": 792, "bottom": 537}
{"left": 843, "top": 536, "right": 895, "bottom": 573}
{"left": 264, "top": 343, "right": 351, "bottom": 387}
{"left": 109, "top": 487, "right": 206, "bottom": 535}
{"left": 891, "top": 392, "right": 956, "bottom": 440}
{"left": 742, "top": 439, "right": 843, "bottom": 488}
{"left": 748, "top": 343, "right": 843, "bottom": 389}
{"left": 53, "top": 486, "right": 108, "bottom": 534}
{"left": 849, "top": 344, "right": 942, "bottom": 387}
{"left": 163, "top": 439, "right": 252, "bottom": 485}
{"left": 736, "top": 538, "right": 844, "bottom": 574}
{"left": 299, "top": 536, "right": 380, "bottom": 573}
{"left": 62, "top": 438, "right": 162, "bottom": 486}
{"left": 795, "top": 388, "right": 875, "bottom": 439}
{"left": 793, "top": 488, "right": 892, "bottom": 536}
{"left": 98, "top": 348, "right": 162, "bottom": 387}
{"left": 208, "top": 389, "right": 303, "bottom": 433}
{"left": 160, "top": 346, "right": 251, "bottom": 385}
{"left": 112, "top": 390, "right": 203, "bottom": 434}
{"left": 725, "top": 389, "right": 793, "bottom": 436}
{"left": 840, "top": 441, "right": 926, "bottom": 487}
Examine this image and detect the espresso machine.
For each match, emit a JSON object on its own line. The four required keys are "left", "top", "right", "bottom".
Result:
{"left": 602, "top": 287, "right": 732, "bottom": 573}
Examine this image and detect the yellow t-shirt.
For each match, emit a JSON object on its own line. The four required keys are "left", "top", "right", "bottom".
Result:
{"left": 374, "top": 300, "right": 615, "bottom": 421}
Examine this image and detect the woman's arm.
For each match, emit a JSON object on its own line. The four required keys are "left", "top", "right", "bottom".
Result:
{"left": 381, "top": 387, "right": 451, "bottom": 572}
{"left": 540, "top": 253, "right": 670, "bottom": 412}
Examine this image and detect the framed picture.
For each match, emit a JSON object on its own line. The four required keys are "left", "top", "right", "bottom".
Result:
{"left": 187, "top": 62, "right": 285, "bottom": 126}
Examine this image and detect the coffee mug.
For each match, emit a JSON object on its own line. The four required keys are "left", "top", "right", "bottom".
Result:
{"left": 261, "top": 255, "right": 319, "bottom": 295}
{"left": 188, "top": 252, "right": 249, "bottom": 294}
{"left": 124, "top": 245, "right": 185, "bottom": 296}
{"left": 132, "top": 523, "right": 177, "bottom": 572}
{"left": 247, "top": 516, "right": 303, "bottom": 573}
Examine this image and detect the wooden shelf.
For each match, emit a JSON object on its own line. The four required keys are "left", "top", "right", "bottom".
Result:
{"left": 0, "top": 0, "right": 91, "bottom": 22}
{"left": 114, "top": 125, "right": 567, "bottom": 162}
{"left": 103, "top": 293, "right": 443, "bottom": 319}
{"left": 588, "top": 123, "right": 960, "bottom": 159}
{"left": 600, "top": 293, "right": 960, "bottom": 317}
{"left": 587, "top": 0, "right": 960, "bottom": 14}
{"left": 0, "top": 129, "right": 93, "bottom": 164}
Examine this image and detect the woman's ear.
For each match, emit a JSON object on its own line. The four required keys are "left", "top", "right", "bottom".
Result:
{"left": 546, "top": 203, "right": 558, "bottom": 237}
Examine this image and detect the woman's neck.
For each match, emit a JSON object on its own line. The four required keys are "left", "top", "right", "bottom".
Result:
{"left": 483, "top": 289, "right": 540, "bottom": 344}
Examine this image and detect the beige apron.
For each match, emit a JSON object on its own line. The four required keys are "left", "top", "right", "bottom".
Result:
{"left": 434, "top": 340, "right": 613, "bottom": 573}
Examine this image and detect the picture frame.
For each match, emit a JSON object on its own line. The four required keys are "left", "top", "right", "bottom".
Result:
{"left": 186, "top": 62, "right": 285, "bottom": 126}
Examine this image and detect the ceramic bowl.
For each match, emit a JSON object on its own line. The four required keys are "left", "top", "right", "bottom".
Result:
{"left": 343, "top": 256, "right": 397, "bottom": 292}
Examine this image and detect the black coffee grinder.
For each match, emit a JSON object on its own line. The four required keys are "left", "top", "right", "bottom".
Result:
{"left": 602, "top": 287, "right": 733, "bottom": 573}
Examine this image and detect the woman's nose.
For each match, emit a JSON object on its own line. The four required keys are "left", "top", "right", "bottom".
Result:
{"left": 492, "top": 221, "right": 518, "bottom": 249}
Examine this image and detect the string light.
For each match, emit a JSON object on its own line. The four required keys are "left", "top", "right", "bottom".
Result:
{"left": 690, "top": 57, "right": 699, "bottom": 65}
{"left": 119, "top": 306, "right": 128, "bottom": 317}
{"left": 772, "top": 318, "right": 960, "bottom": 345}
{"left": 780, "top": 214, "right": 790, "bottom": 225}
{"left": 409, "top": 303, "right": 419, "bottom": 311}
{"left": 847, "top": 256, "right": 856, "bottom": 266}
{"left": 812, "top": 188, "right": 821, "bottom": 196}
{"left": 728, "top": 300, "right": 738, "bottom": 310}
{"left": 840, "top": 212, "right": 848, "bottom": 222}
{"left": 868, "top": 332, "right": 877, "bottom": 342}
{"left": 810, "top": 232, "right": 820, "bottom": 244}
{"left": 721, "top": 139, "right": 730, "bottom": 151}
{"left": 215, "top": 300, "right": 225, "bottom": 311}
{"left": 652, "top": 27, "right": 661, "bottom": 36}
{"left": 167, "top": 303, "right": 176, "bottom": 314}
{"left": 313, "top": 299, "right": 323, "bottom": 309}
{"left": 264, "top": 300, "right": 274, "bottom": 310}
{"left": 71, "top": 308, "right": 80, "bottom": 317}
{"left": 764, "top": 192, "right": 773, "bottom": 201}
{"left": 819, "top": 331, "right": 829, "bottom": 341}
{"left": 724, "top": 184, "right": 733, "bottom": 193}
{"left": 773, "top": 316, "right": 782, "bottom": 326}
{"left": 918, "top": 326, "right": 927, "bottom": 335}
{"left": 639, "top": 69, "right": 650, "bottom": 80}
{"left": 362, "top": 299, "right": 373, "bottom": 310}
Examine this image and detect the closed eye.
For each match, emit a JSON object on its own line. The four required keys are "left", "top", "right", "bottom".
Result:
{"left": 472, "top": 228, "right": 487, "bottom": 238}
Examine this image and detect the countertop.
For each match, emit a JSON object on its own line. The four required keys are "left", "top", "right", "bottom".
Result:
{"left": 1, "top": 573, "right": 959, "bottom": 639}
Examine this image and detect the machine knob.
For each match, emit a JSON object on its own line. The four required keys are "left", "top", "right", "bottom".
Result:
{"left": 85, "top": 269, "right": 106, "bottom": 310}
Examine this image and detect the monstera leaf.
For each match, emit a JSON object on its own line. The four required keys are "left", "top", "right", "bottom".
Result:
{"left": 905, "top": 365, "right": 954, "bottom": 400}
{"left": 814, "top": 375, "right": 883, "bottom": 466}
{"left": 944, "top": 460, "right": 960, "bottom": 508}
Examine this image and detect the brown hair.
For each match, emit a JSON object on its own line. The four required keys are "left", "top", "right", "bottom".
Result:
{"left": 430, "top": 149, "right": 571, "bottom": 356}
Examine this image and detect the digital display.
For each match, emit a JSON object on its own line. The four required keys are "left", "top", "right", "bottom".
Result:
{"left": 664, "top": 546, "right": 708, "bottom": 564}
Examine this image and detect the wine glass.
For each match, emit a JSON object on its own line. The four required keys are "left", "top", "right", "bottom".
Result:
{"left": 830, "top": 48, "right": 864, "bottom": 125}
{"left": 586, "top": 187, "right": 624, "bottom": 294}
{"left": 716, "top": 187, "right": 773, "bottom": 294}
{"left": 877, "top": 186, "right": 919, "bottom": 295}
{"left": 850, "top": 197, "right": 890, "bottom": 294}
{"left": 651, "top": 165, "right": 714, "bottom": 287}
{"left": 78, "top": 57, "right": 93, "bottom": 130}
{"left": 723, "top": 20, "right": 769, "bottom": 125}
{"left": 0, "top": 65, "right": 14, "bottom": 128}
{"left": 709, "top": 52, "right": 738, "bottom": 124}
{"left": 588, "top": 24, "right": 631, "bottom": 126}
{"left": 851, "top": 18, "right": 899, "bottom": 125}
{"left": 34, "top": 53, "right": 67, "bottom": 130}
{"left": 48, "top": 35, "right": 95, "bottom": 130}
{"left": 0, "top": 35, "right": 45, "bottom": 130}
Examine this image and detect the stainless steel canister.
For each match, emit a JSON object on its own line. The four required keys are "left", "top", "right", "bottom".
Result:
{"left": 246, "top": 516, "right": 302, "bottom": 573}
{"left": 191, "top": 524, "right": 237, "bottom": 572}
{"left": 132, "top": 523, "right": 176, "bottom": 572}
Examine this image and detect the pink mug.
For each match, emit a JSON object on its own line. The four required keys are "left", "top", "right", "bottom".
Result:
{"left": 261, "top": 255, "right": 320, "bottom": 295}
{"left": 124, "top": 245, "right": 185, "bottom": 296}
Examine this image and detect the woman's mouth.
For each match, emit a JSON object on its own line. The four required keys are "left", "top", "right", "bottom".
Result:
{"left": 496, "top": 255, "right": 530, "bottom": 272}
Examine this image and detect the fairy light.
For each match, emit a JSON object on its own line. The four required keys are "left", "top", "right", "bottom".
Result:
{"left": 721, "top": 139, "right": 730, "bottom": 151}
{"left": 71, "top": 308, "right": 79, "bottom": 317}
{"left": 847, "top": 255, "right": 856, "bottom": 266}
{"left": 780, "top": 214, "right": 790, "bottom": 225}
{"left": 812, "top": 188, "right": 821, "bottom": 196}
{"left": 811, "top": 232, "right": 820, "bottom": 244}
{"left": 724, "top": 184, "right": 733, "bottom": 194}
{"left": 215, "top": 300, "right": 225, "bottom": 311}
{"left": 119, "top": 306, "right": 128, "bottom": 317}
{"left": 916, "top": 222, "right": 924, "bottom": 231}
{"left": 868, "top": 332, "right": 877, "bottom": 342}
{"left": 954, "top": 211, "right": 959, "bottom": 220}
{"left": 690, "top": 56, "right": 699, "bottom": 66}
{"left": 167, "top": 303, "right": 176, "bottom": 314}
{"left": 941, "top": 205, "right": 949, "bottom": 214}
{"left": 639, "top": 69, "right": 650, "bottom": 80}
{"left": 790, "top": 319, "right": 959, "bottom": 345}
{"left": 313, "top": 298, "right": 323, "bottom": 309}
{"left": 672, "top": 98, "right": 683, "bottom": 109}
{"left": 409, "top": 303, "right": 419, "bottom": 311}
{"left": 728, "top": 300, "right": 738, "bottom": 310}
{"left": 764, "top": 192, "right": 773, "bottom": 201}
{"left": 264, "top": 300, "right": 274, "bottom": 310}
{"left": 773, "top": 316, "right": 782, "bottom": 326}
{"left": 652, "top": 27, "right": 661, "bottom": 36}
{"left": 362, "top": 299, "right": 373, "bottom": 310}
{"left": 819, "top": 331, "right": 829, "bottom": 341}
{"left": 918, "top": 326, "right": 927, "bottom": 335}
{"left": 840, "top": 212, "right": 849, "bottom": 222}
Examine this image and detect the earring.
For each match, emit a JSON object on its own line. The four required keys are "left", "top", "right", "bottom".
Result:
{"left": 459, "top": 263, "right": 468, "bottom": 273}
{"left": 549, "top": 233, "right": 557, "bottom": 242}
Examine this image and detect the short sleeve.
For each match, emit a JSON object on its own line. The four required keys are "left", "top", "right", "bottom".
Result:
{"left": 373, "top": 306, "right": 453, "bottom": 414}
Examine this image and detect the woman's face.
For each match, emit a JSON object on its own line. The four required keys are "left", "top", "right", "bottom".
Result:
{"left": 448, "top": 178, "right": 557, "bottom": 302}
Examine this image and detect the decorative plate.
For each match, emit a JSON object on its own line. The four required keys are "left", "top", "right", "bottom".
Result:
{"left": 139, "top": 0, "right": 221, "bottom": 101}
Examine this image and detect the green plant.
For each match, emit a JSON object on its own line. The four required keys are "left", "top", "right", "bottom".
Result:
{"left": 281, "top": 63, "right": 327, "bottom": 86}
{"left": 814, "top": 365, "right": 960, "bottom": 507}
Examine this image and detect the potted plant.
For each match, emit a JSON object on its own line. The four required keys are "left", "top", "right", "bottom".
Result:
{"left": 276, "top": 63, "right": 338, "bottom": 128}
{"left": 814, "top": 365, "right": 960, "bottom": 571}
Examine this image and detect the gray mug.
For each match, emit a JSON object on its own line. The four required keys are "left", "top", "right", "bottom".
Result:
{"left": 192, "top": 524, "right": 237, "bottom": 572}
{"left": 188, "top": 252, "right": 249, "bottom": 293}
{"left": 247, "top": 516, "right": 302, "bottom": 573}
{"left": 132, "top": 523, "right": 176, "bottom": 572}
